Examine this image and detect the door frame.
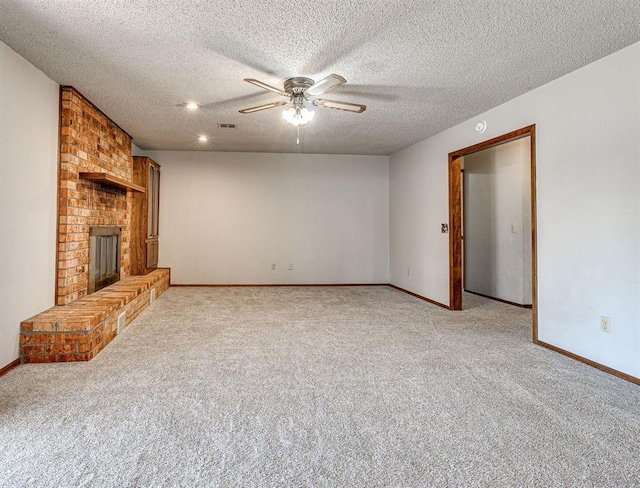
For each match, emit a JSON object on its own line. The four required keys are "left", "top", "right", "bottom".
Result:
{"left": 448, "top": 124, "right": 538, "bottom": 341}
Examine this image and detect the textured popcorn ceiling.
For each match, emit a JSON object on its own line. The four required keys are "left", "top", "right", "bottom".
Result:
{"left": 1, "top": 1, "right": 639, "bottom": 155}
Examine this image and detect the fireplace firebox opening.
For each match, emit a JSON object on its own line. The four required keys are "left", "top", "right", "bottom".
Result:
{"left": 88, "top": 226, "right": 121, "bottom": 294}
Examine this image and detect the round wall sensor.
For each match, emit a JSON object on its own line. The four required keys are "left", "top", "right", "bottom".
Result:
{"left": 475, "top": 120, "right": 487, "bottom": 133}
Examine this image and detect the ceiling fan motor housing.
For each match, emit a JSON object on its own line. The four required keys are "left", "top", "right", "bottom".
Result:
{"left": 283, "top": 77, "right": 315, "bottom": 94}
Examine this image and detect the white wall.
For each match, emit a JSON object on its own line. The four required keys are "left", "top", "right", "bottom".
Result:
{"left": 463, "top": 137, "right": 531, "bottom": 305}
{"left": 131, "top": 143, "right": 145, "bottom": 157}
{"left": 390, "top": 43, "right": 640, "bottom": 378}
{"left": 0, "top": 41, "right": 59, "bottom": 369}
{"left": 141, "top": 151, "right": 390, "bottom": 285}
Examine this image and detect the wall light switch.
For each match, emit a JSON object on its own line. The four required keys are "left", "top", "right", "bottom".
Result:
{"left": 271, "top": 264, "right": 276, "bottom": 271}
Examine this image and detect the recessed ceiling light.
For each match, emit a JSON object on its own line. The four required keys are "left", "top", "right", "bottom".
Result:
{"left": 186, "top": 101, "right": 199, "bottom": 110}
{"left": 198, "top": 135, "right": 208, "bottom": 142}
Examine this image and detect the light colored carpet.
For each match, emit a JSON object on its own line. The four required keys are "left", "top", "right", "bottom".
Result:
{"left": 1, "top": 286, "right": 639, "bottom": 487}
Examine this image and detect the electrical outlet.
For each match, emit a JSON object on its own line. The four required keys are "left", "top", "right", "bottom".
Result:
{"left": 271, "top": 264, "right": 276, "bottom": 271}
{"left": 150, "top": 289, "right": 156, "bottom": 303}
{"left": 288, "top": 263, "right": 293, "bottom": 270}
{"left": 600, "top": 316, "right": 611, "bottom": 333}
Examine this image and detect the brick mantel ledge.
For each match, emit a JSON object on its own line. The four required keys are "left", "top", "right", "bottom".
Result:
{"left": 21, "top": 268, "right": 170, "bottom": 363}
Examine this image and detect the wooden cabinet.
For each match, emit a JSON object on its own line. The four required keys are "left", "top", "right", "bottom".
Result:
{"left": 131, "top": 156, "right": 160, "bottom": 275}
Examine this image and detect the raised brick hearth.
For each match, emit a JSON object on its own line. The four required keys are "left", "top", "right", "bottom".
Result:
{"left": 21, "top": 269, "right": 169, "bottom": 363}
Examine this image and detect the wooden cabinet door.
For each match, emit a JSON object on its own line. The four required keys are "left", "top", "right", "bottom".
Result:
{"left": 147, "top": 164, "right": 155, "bottom": 238}
{"left": 152, "top": 167, "right": 160, "bottom": 237}
{"left": 146, "top": 240, "right": 158, "bottom": 269}
{"left": 146, "top": 163, "right": 160, "bottom": 239}
{"left": 132, "top": 156, "right": 160, "bottom": 275}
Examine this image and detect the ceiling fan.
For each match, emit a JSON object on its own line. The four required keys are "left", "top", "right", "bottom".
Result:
{"left": 238, "top": 74, "right": 367, "bottom": 126}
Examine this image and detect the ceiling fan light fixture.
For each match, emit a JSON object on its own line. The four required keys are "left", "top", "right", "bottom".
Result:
{"left": 282, "top": 107, "right": 314, "bottom": 126}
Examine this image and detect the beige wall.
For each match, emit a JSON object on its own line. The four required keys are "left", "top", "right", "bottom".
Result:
{"left": 0, "top": 41, "right": 59, "bottom": 368}
{"left": 141, "top": 151, "right": 390, "bottom": 285}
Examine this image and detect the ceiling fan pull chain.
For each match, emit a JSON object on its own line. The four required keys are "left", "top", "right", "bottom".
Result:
{"left": 297, "top": 126, "right": 300, "bottom": 151}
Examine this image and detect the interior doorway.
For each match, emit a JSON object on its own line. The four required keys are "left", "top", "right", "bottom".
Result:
{"left": 448, "top": 125, "right": 538, "bottom": 341}
{"left": 462, "top": 137, "right": 532, "bottom": 307}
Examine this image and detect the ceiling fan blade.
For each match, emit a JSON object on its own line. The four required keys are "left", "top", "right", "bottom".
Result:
{"left": 239, "top": 101, "right": 287, "bottom": 114}
{"left": 305, "top": 74, "right": 346, "bottom": 96}
{"left": 244, "top": 78, "right": 288, "bottom": 97}
{"left": 314, "top": 98, "right": 366, "bottom": 113}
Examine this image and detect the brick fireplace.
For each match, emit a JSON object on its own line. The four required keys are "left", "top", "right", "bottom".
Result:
{"left": 57, "top": 87, "right": 133, "bottom": 305}
{"left": 20, "top": 87, "right": 169, "bottom": 363}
